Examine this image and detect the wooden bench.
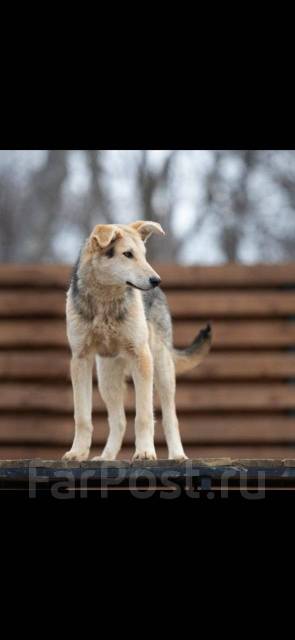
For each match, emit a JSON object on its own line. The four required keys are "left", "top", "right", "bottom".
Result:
{"left": 0, "top": 263, "right": 295, "bottom": 460}
{"left": 1, "top": 459, "right": 295, "bottom": 493}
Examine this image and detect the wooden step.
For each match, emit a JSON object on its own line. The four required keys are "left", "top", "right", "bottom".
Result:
{"left": 166, "top": 291, "right": 295, "bottom": 318}
{"left": 1, "top": 319, "right": 295, "bottom": 348}
{"left": 1, "top": 350, "right": 295, "bottom": 380}
{"left": 1, "top": 289, "right": 295, "bottom": 318}
{"left": 0, "top": 382, "right": 295, "bottom": 411}
{"left": 0, "top": 415, "right": 295, "bottom": 445}
{"left": 1, "top": 263, "right": 295, "bottom": 288}
{"left": 1, "top": 444, "right": 295, "bottom": 461}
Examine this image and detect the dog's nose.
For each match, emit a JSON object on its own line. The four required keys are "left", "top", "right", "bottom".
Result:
{"left": 149, "top": 277, "right": 161, "bottom": 288}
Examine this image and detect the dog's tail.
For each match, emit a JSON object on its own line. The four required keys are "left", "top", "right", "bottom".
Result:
{"left": 172, "top": 323, "right": 212, "bottom": 374}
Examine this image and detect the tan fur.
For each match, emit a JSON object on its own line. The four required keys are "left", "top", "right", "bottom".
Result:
{"left": 136, "top": 346, "right": 153, "bottom": 379}
{"left": 173, "top": 338, "right": 211, "bottom": 374}
{"left": 63, "top": 220, "right": 210, "bottom": 462}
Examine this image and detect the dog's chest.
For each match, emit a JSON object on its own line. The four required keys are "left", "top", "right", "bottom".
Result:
{"left": 90, "top": 312, "right": 122, "bottom": 357}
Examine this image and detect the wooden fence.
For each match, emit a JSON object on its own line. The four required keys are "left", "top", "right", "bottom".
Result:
{"left": 0, "top": 263, "right": 295, "bottom": 460}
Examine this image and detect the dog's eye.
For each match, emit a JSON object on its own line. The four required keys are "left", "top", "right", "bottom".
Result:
{"left": 105, "top": 247, "right": 114, "bottom": 258}
{"left": 123, "top": 251, "right": 133, "bottom": 259}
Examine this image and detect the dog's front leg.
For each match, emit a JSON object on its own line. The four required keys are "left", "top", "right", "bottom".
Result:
{"left": 63, "top": 354, "right": 94, "bottom": 462}
{"left": 131, "top": 344, "right": 156, "bottom": 461}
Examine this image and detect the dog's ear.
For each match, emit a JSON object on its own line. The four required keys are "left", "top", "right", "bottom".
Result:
{"left": 130, "top": 220, "right": 165, "bottom": 242}
{"left": 90, "top": 224, "right": 123, "bottom": 250}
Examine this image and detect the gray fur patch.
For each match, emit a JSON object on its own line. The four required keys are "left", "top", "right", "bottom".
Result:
{"left": 69, "top": 252, "right": 96, "bottom": 322}
{"left": 115, "top": 287, "right": 134, "bottom": 321}
{"left": 70, "top": 255, "right": 81, "bottom": 303}
{"left": 142, "top": 287, "right": 173, "bottom": 347}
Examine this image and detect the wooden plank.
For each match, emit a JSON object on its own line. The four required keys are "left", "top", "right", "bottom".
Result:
{"left": 2, "top": 350, "right": 295, "bottom": 380}
{"left": 1, "top": 445, "right": 295, "bottom": 461}
{"left": 166, "top": 291, "right": 295, "bottom": 318}
{"left": 0, "top": 381, "right": 295, "bottom": 411}
{"left": 0, "top": 265, "right": 71, "bottom": 289}
{"left": 1, "top": 319, "right": 295, "bottom": 348}
{"left": 174, "top": 320, "right": 295, "bottom": 348}
{"left": 68, "top": 445, "right": 295, "bottom": 460}
{"left": 0, "top": 291, "right": 66, "bottom": 317}
{"left": 2, "top": 289, "right": 295, "bottom": 318}
{"left": 1, "top": 415, "right": 295, "bottom": 445}
{"left": 1, "top": 288, "right": 295, "bottom": 321}
{"left": 3, "top": 458, "right": 295, "bottom": 493}
{"left": 0, "top": 320, "right": 67, "bottom": 347}
{"left": 173, "top": 415, "right": 295, "bottom": 443}
{"left": 1, "top": 263, "right": 295, "bottom": 288}
{"left": 184, "top": 352, "right": 295, "bottom": 379}
{"left": 0, "top": 351, "right": 71, "bottom": 379}
{"left": 158, "top": 263, "right": 295, "bottom": 288}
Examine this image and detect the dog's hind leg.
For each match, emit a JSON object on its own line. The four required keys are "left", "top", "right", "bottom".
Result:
{"left": 154, "top": 345, "right": 188, "bottom": 461}
{"left": 92, "top": 356, "right": 127, "bottom": 461}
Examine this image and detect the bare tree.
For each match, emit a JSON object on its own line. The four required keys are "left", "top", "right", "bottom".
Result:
{"left": 135, "top": 150, "right": 179, "bottom": 261}
{"left": 23, "top": 150, "right": 69, "bottom": 261}
{"left": 1, "top": 149, "right": 295, "bottom": 264}
{"left": 0, "top": 171, "right": 23, "bottom": 262}
{"left": 202, "top": 150, "right": 259, "bottom": 261}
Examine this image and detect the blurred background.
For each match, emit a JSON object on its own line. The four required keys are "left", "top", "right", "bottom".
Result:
{"left": 1, "top": 149, "right": 295, "bottom": 462}
{"left": 1, "top": 149, "right": 295, "bottom": 264}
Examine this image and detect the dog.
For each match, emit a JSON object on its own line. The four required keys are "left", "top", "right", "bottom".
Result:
{"left": 63, "top": 220, "right": 211, "bottom": 462}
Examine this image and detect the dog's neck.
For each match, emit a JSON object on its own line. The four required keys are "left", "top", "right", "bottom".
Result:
{"left": 72, "top": 259, "right": 132, "bottom": 322}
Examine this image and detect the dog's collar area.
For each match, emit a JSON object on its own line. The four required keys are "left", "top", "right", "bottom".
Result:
{"left": 126, "top": 281, "right": 151, "bottom": 291}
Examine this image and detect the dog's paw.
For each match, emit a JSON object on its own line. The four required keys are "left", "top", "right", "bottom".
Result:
{"left": 91, "top": 454, "right": 116, "bottom": 462}
{"left": 132, "top": 450, "right": 157, "bottom": 461}
{"left": 62, "top": 449, "right": 89, "bottom": 462}
{"left": 169, "top": 453, "right": 189, "bottom": 462}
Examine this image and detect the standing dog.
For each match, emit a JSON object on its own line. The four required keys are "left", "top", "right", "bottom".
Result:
{"left": 63, "top": 221, "right": 211, "bottom": 462}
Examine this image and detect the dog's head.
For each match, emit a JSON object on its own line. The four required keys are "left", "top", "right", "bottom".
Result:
{"left": 85, "top": 221, "right": 164, "bottom": 290}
